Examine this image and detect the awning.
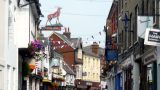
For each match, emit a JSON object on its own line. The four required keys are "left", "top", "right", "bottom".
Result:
{"left": 43, "top": 79, "right": 52, "bottom": 83}
{"left": 43, "top": 79, "right": 53, "bottom": 86}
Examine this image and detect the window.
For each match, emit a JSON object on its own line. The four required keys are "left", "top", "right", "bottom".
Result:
{"left": 134, "top": 5, "right": 138, "bottom": 42}
{"left": 93, "top": 73, "right": 95, "bottom": 78}
{"left": 123, "top": 28, "right": 126, "bottom": 50}
{"left": 78, "top": 49, "right": 82, "bottom": 59}
{"left": 129, "top": 13, "right": 132, "bottom": 46}
{"left": 122, "top": 0, "right": 123, "bottom": 9}
{"left": 153, "top": 0, "right": 156, "bottom": 24}
{"left": 141, "top": 0, "right": 144, "bottom": 15}
{"left": 7, "top": 65, "right": 11, "bottom": 90}
{"left": 12, "top": 68, "right": 15, "bottom": 90}
{"left": 146, "top": 0, "right": 149, "bottom": 15}
{"left": 8, "top": 0, "right": 14, "bottom": 45}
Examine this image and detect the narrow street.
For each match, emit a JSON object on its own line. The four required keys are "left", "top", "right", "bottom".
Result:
{"left": 0, "top": 0, "right": 159, "bottom": 90}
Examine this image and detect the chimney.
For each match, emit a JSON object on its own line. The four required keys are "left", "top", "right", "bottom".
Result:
{"left": 91, "top": 42, "right": 99, "bottom": 54}
{"left": 63, "top": 27, "right": 71, "bottom": 39}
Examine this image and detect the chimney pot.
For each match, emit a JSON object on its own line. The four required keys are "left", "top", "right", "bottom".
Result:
{"left": 65, "top": 27, "right": 67, "bottom": 32}
{"left": 63, "top": 27, "right": 71, "bottom": 39}
{"left": 92, "top": 42, "right": 99, "bottom": 54}
{"left": 68, "top": 27, "right": 70, "bottom": 32}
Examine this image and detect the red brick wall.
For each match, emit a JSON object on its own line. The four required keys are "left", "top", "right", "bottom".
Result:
{"left": 50, "top": 33, "right": 75, "bottom": 69}
{"left": 50, "top": 33, "right": 63, "bottom": 42}
{"left": 63, "top": 51, "right": 75, "bottom": 69}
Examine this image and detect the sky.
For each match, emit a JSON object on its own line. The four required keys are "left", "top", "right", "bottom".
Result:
{"left": 39, "top": 0, "right": 113, "bottom": 48}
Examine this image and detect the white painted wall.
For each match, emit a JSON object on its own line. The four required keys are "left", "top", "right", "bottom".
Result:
{"left": 14, "top": 1, "right": 37, "bottom": 48}
{"left": 0, "top": 0, "right": 39, "bottom": 90}
{"left": 76, "top": 64, "right": 83, "bottom": 79}
{"left": 0, "top": 0, "right": 6, "bottom": 89}
{"left": 101, "top": 81, "right": 107, "bottom": 90}
{"left": 132, "top": 60, "right": 140, "bottom": 90}
{"left": 65, "top": 74, "right": 75, "bottom": 86}
{"left": 1, "top": 0, "right": 19, "bottom": 90}
{"left": 0, "top": 0, "right": 6, "bottom": 62}
{"left": 43, "top": 46, "right": 52, "bottom": 80}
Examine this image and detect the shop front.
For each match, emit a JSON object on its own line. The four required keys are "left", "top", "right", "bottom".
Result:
{"left": 52, "top": 77, "right": 65, "bottom": 90}
{"left": 115, "top": 72, "right": 123, "bottom": 90}
{"left": 142, "top": 49, "right": 157, "bottom": 90}
{"left": 75, "top": 80, "right": 100, "bottom": 90}
{"left": 91, "top": 82, "right": 100, "bottom": 90}
{"left": 120, "top": 56, "right": 133, "bottom": 90}
{"left": 42, "top": 79, "right": 53, "bottom": 90}
{"left": 75, "top": 79, "right": 87, "bottom": 90}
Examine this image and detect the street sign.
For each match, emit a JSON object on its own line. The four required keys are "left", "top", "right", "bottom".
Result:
{"left": 144, "top": 28, "right": 160, "bottom": 46}
{"left": 137, "top": 16, "right": 153, "bottom": 38}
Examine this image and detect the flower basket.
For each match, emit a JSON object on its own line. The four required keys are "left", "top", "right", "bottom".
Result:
{"left": 28, "top": 40, "right": 46, "bottom": 61}
{"left": 22, "top": 62, "right": 31, "bottom": 77}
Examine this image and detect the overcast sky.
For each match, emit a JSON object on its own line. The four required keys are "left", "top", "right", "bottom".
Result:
{"left": 39, "top": 0, "right": 113, "bottom": 48}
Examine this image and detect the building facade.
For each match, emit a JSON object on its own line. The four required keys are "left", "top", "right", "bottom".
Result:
{"left": 105, "top": 0, "right": 160, "bottom": 90}
{"left": 82, "top": 42, "right": 103, "bottom": 90}
{"left": 15, "top": 0, "right": 43, "bottom": 90}
{"left": 0, "top": 0, "right": 7, "bottom": 89}
{"left": 0, "top": 0, "right": 43, "bottom": 90}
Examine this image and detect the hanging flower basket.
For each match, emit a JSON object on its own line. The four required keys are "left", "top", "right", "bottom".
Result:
{"left": 22, "top": 62, "right": 31, "bottom": 77}
{"left": 28, "top": 40, "right": 46, "bottom": 60}
{"left": 28, "top": 40, "right": 44, "bottom": 55}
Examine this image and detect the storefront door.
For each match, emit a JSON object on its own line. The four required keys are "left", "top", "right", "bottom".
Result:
{"left": 115, "top": 73, "right": 122, "bottom": 90}
{"left": 146, "top": 62, "right": 157, "bottom": 90}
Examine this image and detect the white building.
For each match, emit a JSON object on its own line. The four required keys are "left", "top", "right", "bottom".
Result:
{"left": 16, "top": 0, "right": 43, "bottom": 89}
{"left": 0, "top": 0, "right": 7, "bottom": 90}
{"left": 0, "top": 0, "right": 43, "bottom": 90}
{"left": 63, "top": 61, "right": 75, "bottom": 90}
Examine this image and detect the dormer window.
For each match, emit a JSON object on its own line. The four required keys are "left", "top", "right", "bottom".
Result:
{"left": 78, "top": 49, "right": 82, "bottom": 59}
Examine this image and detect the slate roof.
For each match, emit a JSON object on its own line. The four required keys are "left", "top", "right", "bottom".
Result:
{"left": 63, "top": 62, "right": 75, "bottom": 75}
{"left": 83, "top": 45, "right": 105, "bottom": 58}
{"left": 70, "top": 38, "right": 82, "bottom": 48}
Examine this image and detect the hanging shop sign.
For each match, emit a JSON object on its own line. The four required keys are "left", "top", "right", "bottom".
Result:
{"left": 137, "top": 16, "right": 153, "bottom": 38}
{"left": 41, "top": 23, "right": 63, "bottom": 31}
{"left": 143, "top": 50, "right": 156, "bottom": 65}
{"left": 42, "top": 25, "right": 61, "bottom": 31}
{"left": 106, "top": 50, "right": 118, "bottom": 61}
{"left": 86, "top": 82, "right": 92, "bottom": 86}
{"left": 144, "top": 28, "right": 160, "bottom": 46}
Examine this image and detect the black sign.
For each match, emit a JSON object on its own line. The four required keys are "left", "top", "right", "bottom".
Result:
{"left": 148, "top": 31, "right": 160, "bottom": 43}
